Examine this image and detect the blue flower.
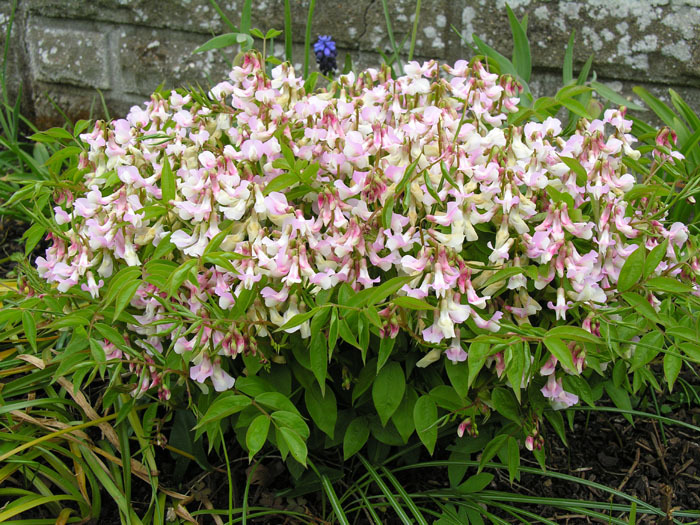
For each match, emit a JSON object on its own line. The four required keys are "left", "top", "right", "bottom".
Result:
{"left": 313, "top": 35, "right": 337, "bottom": 76}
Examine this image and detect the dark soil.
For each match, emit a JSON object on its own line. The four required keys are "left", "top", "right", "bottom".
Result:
{"left": 494, "top": 406, "right": 700, "bottom": 524}
{"left": 0, "top": 215, "right": 29, "bottom": 276}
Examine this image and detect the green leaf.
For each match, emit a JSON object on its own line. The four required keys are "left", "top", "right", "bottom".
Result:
{"left": 491, "top": 388, "right": 520, "bottom": 423}
{"left": 478, "top": 433, "right": 509, "bottom": 473}
{"left": 30, "top": 126, "right": 74, "bottom": 141}
{"left": 21, "top": 311, "right": 37, "bottom": 352}
{"left": 643, "top": 239, "right": 668, "bottom": 279}
{"left": 276, "top": 307, "right": 320, "bottom": 332}
{"left": 309, "top": 331, "right": 327, "bottom": 392}
{"left": 505, "top": 342, "right": 526, "bottom": 402}
{"left": 458, "top": 472, "right": 494, "bottom": 494}
{"left": 633, "top": 86, "right": 678, "bottom": 127}
{"left": 392, "top": 296, "right": 436, "bottom": 310}
{"left": 270, "top": 410, "right": 310, "bottom": 438}
{"left": 372, "top": 361, "right": 405, "bottom": 426}
{"left": 666, "top": 326, "right": 697, "bottom": 343}
{"left": 23, "top": 223, "right": 46, "bottom": 256}
{"left": 507, "top": 437, "right": 520, "bottom": 484}
{"left": 618, "top": 245, "right": 645, "bottom": 292}
{"left": 606, "top": 381, "right": 634, "bottom": 425}
{"left": 377, "top": 336, "right": 395, "bottom": 374}
{"left": 562, "top": 31, "right": 575, "bottom": 85}
{"left": 544, "top": 410, "right": 568, "bottom": 445}
{"left": 413, "top": 395, "right": 438, "bottom": 455}
{"left": 481, "top": 267, "right": 525, "bottom": 289}
{"left": 194, "top": 393, "right": 252, "bottom": 428}
{"left": 278, "top": 427, "right": 307, "bottom": 467}
{"left": 347, "top": 275, "right": 416, "bottom": 309}
{"left": 630, "top": 331, "right": 662, "bottom": 371}
{"left": 562, "top": 375, "right": 594, "bottom": 407}
{"left": 468, "top": 341, "right": 490, "bottom": 388}
{"left": 113, "top": 279, "right": 141, "bottom": 322}
{"left": 338, "top": 317, "right": 362, "bottom": 351}
{"left": 300, "top": 162, "right": 320, "bottom": 184}
{"left": 304, "top": 383, "right": 337, "bottom": 439}
{"left": 255, "top": 392, "right": 299, "bottom": 415}
{"left": 543, "top": 336, "right": 578, "bottom": 375}
{"left": 160, "top": 155, "right": 175, "bottom": 204}
{"left": 328, "top": 307, "right": 339, "bottom": 357}
{"left": 546, "top": 325, "right": 599, "bottom": 344}
{"left": 263, "top": 172, "right": 299, "bottom": 195}
{"left": 545, "top": 184, "right": 575, "bottom": 210}
{"left": 556, "top": 84, "right": 593, "bottom": 101}
{"left": 646, "top": 277, "right": 692, "bottom": 294}
{"left": 472, "top": 34, "right": 517, "bottom": 78}
{"left": 423, "top": 170, "right": 441, "bottom": 203}
{"left": 246, "top": 415, "right": 270, "bottom": 461}
{"left": 343, "top": 417, "right": 370, "bottom": 460}
{"left": 391, "top": 387, "right": 417, "bottom": 443}
{"left": 94, "top": 322, "right": 125, "bottom": 349}
{"left": 166, "top": 259, "right": 198, "bottom": 297}
{"left": 382, "top": 195, "right": 394, "bottom": 230}
{"left": 621, "top": 292, "right": 662, "bottom": 325}
{"left": 663, "top": 351, "right": 682, "bottom": 392}
{"left": 559, "top": 98, "right": 592, "bottom": 119}
{"left": 103, "top": 267, "right": 141, "bottom": 307}
{"left": 193, "top": 32, "right": 253, "bottom": 53}
{"left": 396, "top": 155, "right": 423, "bottom": 195}
{"left": 558, "top": 156, "right": 589, "bottom": 187}
{"left": 590, "top": 81, "right": 644, "bottom": 111}
{"left": 445, "top": 359, "right": 469, "bottom": 399}
{"left": 151, "top": 233, "right": 174, "bottom": 260}
{"left": 506, "top": 4, "right": 531, "bottom": 83}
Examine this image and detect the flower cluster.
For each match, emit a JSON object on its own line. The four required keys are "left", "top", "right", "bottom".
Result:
{"left": 313, "top": 35, "right": 337, "bottom": 76}
{"left": 38, "top": 52, "right": 695, "bottom": 407}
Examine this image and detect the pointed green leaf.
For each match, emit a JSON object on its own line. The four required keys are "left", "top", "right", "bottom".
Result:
{"left": 618, "top": 245, "right": 645, "bottom": 292}
{"left": 343, "top": 417, "right": 370, "bottom": 460}
{"left": 663, "top": 351, "right": 682, "bottom": 392}
{"left": 304, "top": 383, "right": 337, "bottom": 439}
{"left": 372, "top": 361, "right": 405, "bottom": 426}
{"left": 195, "top": 393, "right": 251, "bottom": 428}
{"left": 543, "top": 336, "right": 578, "bottom": 374}
{"left": 278, "top": 427, "right": 307, "bottom": 466}
{"left": 413, "top": 395, "right": 438, "bottom": 455}
{"left": 246, "top": 415, "right": 270, "bottom": 460}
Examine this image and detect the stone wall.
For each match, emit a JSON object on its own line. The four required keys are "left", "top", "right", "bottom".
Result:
{"left": 3, "top": 0, "right": 699, "bottom": 128}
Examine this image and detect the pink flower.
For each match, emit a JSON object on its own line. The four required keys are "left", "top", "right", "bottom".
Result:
{"left": 541, "top": 376, "right": 578, "bottom": 410}
{"left": 190, "top": 354, "right": 213, "bottom": 383}
{"left": 547, "top": 288, "right": 573, "bottom": 321}
{"left": 445, "top": 337, "right": 467, "bottom": 363}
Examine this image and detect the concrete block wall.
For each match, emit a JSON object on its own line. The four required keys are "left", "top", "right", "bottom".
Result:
{"left": 3, "top": 0, "right": 700, "bottom": 129}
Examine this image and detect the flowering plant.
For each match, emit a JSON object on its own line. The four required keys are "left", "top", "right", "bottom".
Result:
{"left": 30, "top": 50, "right": 698, "bottom": 465}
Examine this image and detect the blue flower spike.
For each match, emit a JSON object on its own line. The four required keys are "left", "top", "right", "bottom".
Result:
{"left": 313, "top": 35, "right": 338, "bottom": 76}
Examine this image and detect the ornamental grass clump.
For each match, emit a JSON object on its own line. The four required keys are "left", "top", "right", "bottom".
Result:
{"left": 35, "top": 51, "right": 697, "bottom": 461}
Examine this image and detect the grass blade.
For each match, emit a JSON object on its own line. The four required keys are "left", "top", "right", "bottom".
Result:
{"left": 239, "top": 0, "right": 252, "bottom": 35}
{"left": 320, "top": 473, "right": 350, "bottom": 525}
{"left": 358, "top": 456, "right": 412, "bottom": 525}
{"left": 408, "top": 0, "right": 422, "bottom": 62}
{"left": 562, "top": 30, "right": 575, "bottom": 85}
{"left": 380, "top": 0, "right": 403, "bottom": 75}
{"left": 506, "top": 4, "right": 531, "bottom": 83}
{"left": 209, "top": 0, "right": 238, "bottom": 32}
{"left": 633, "top": 86, "right": 683, "bottom": 129}
{"left": 380, "top": 466, "right": 429, "bottom": 525}
{"left": 303, "top": 0, "right": 316, "bottom": 78}
{"left": 284, "top": 0, "right": 293, "bottom": 63}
